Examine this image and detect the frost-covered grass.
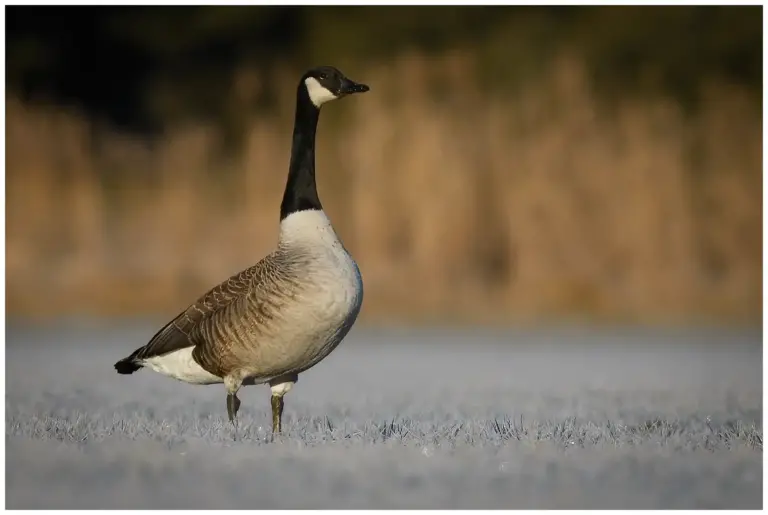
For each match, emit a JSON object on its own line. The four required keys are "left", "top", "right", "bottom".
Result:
{"left": 5, "top": 323, "right": 763, "bottom": 509}
{"left": 7, "top": 410, "right": 763, "bottom": 451}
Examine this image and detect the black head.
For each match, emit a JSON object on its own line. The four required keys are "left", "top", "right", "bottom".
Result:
{"left": 301, "top": 66, "right": 369, "bottom": 108}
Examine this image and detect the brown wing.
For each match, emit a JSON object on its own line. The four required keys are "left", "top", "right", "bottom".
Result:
{"left": 128, "top": 262, "right": 263, "bottom": 363}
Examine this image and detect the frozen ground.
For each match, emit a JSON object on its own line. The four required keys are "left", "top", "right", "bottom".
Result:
{"left": 5, "top": 321, "right": 763, "bottom": 509}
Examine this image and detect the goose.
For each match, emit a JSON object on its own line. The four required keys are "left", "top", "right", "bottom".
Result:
{"left": 114, "top": 66, "right": 369, "bottom": 436}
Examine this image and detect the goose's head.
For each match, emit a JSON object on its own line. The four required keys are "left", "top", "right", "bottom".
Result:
{"left": 302, "top": 66, "right": 369, "bottom": 108}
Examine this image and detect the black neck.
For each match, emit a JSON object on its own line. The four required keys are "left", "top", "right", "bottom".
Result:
{"left": 280, "top": 83, "right": 322, "bottom": 220}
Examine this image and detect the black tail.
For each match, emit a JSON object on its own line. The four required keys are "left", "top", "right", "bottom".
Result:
{"left": 114, "top": 356, "right": 142, "bottom": 374}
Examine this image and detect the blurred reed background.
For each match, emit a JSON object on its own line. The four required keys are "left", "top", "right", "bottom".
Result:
{"left": 6, "top": 6, "right": 762, "bottom": 325}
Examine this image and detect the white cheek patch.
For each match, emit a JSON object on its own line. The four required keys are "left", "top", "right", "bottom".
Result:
{"left": 305, "top": 77, "right": 338, "bottom": 107}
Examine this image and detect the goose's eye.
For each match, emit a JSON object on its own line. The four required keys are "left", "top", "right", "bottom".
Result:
{"left": 319, "top": 73, "right": 327, "bottom": 80}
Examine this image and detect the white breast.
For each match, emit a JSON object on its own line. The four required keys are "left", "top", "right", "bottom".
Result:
{"left": 279, "top": 209, "right": 363, "bottom": 308}
{"left": 278, "top": 210, "right": 364, "bottom": 358}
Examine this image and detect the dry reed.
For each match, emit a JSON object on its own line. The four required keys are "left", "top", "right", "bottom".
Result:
{"left": 6, "top": 52, "right": 761, "bottom": 324}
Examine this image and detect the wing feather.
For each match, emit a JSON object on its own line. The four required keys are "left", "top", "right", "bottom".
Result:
{"left": 129, "top": 262, "right": 263, "bottom": 362}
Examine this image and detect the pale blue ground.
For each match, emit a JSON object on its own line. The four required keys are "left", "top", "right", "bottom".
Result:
{"left": 5, "top": 322, "right": 762, "bottom": 509}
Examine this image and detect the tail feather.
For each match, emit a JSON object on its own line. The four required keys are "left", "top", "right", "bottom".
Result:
{"left": 114, "top": 355, "right": 142, "bottom": 374}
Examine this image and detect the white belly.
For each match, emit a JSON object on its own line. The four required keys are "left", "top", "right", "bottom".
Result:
{"left": 143, "top": 347, "right": 222, "bottom": 385}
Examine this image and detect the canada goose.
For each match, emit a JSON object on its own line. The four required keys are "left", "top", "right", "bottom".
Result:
{"left": 114, "top": 66, "right": 369, "bottom": 436}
